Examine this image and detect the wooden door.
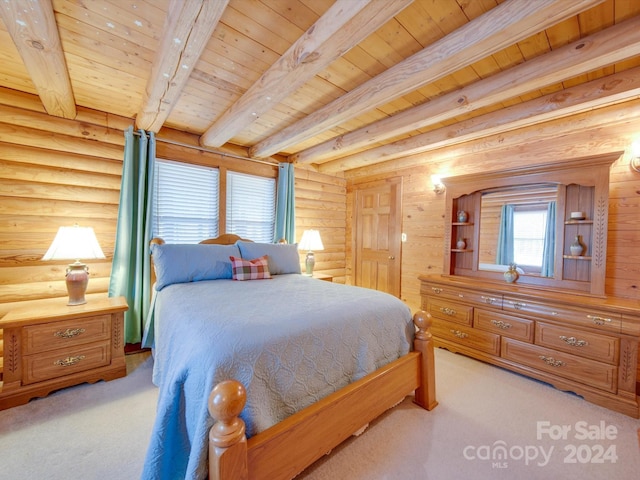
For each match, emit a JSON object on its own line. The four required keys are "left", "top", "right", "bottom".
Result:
{"left": 354, "top": 178, "right": 402, "bottom": 296}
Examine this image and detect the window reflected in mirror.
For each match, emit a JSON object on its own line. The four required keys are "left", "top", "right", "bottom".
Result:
{"left": 479, "top": 185, "right": 558, "bottom": 278}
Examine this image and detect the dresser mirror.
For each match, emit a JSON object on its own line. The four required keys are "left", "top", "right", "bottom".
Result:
{"left": 441, "top": 152, "right": 621, "bottom": 296}
{"left": 478, "top": 184, "right": 558, "bottom": 278}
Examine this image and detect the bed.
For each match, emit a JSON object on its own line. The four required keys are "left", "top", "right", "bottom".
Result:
{"left": 141, "top": 235, "right": 437, "bottom": 480}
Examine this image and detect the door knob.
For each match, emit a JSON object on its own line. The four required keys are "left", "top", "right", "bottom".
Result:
{"left": 388, "top": 256, "right": 395, "bottom": 260}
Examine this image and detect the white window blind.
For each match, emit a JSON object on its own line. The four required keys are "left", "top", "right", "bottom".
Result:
{"left": 152, "top": 159, "right": 219, "bottom": 244}
{"left": 226, "top": 171, "right": 276, "bottom": 243}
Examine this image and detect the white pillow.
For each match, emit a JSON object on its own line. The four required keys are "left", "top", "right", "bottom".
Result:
{"left": 236, "top": 241, "right": 301, "bottom": 275}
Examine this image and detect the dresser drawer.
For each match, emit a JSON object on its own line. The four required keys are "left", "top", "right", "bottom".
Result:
{"left": 535, "top": 322, "right": 619, "bottom": 365}
{"left": 23, "top": 315, "right": 111, "bottom": 355}
{"left": 427, "top": 298, "right": 473, "bottom": 326}
{"left": 23, "top": 341, "right": 111, "bottom": 384}
{"left": 501, "top": 338, "right": 617, "bottom": 393}
{"left": 432, "top": 319, "right": 500, "bottom": 355}
{"left": 502, "top": 297, "right": 622, "bottom": 334}
{"left": 474, "top": 309, "right": 534, "bottom": 343}
{"left": 425, "top": 284, "right": 502, "bottom": 308}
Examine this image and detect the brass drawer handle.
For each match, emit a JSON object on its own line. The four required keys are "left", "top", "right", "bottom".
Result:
{"left": 587, "top": 315, "right": 612, "bottom": 326}
{"left": 440, "top": 307, "right": 456, "bottom": 316}
{"left": 431, "top": 287, "right": 443, "bottom": 294}
{"left": 559, "top": 335, "right": 588, "bottom": 347}
{"left": 450, "top": 329, "right": 468, "bottom": 339}
{"left": 491, "top": 320, "right": 512, "bottom": 330}
{"left": 510, "top": 301, "right": 526, "bottom": 310}
{"left": 54, "top": 355, "right": 86, "bottom": 367}
{"left": 54, "top": 328, "right": 86, "bottom": 339}
{"left": 481, "top": 296, "right": 498, "bottom": 305}
{"left": 539, "top": 355, "right": 565, "bottom": 367}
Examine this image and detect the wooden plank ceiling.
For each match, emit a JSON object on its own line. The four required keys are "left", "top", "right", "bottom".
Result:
{"left": 0, "top": 0, "right": 639, "bottom": 173}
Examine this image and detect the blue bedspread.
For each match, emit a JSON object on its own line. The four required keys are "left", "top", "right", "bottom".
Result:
{"left": 141, "top": 274, "right": 413, "bottom": 480}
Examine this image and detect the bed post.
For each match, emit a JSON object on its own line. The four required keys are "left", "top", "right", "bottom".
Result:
{"left": 208, "top": 380, "right": 249, "bottom": 480}
{"left": 413, "top": 310, "right": 438, "bottom": 410}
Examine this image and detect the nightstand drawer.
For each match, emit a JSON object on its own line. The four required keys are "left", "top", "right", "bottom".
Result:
{"left": 427, "top": 298, "right": 473, "bottom": 326}
{"left": 23, "top": 315, "right": 111, "bottom": 355}
{"left": 23, "top": 341, "right": 111, "bottom": 384}
{"left": 535, "top": 322, "right": 619, "bottom": 365}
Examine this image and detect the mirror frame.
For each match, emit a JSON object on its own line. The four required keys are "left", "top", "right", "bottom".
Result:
{"left": 441, "top": 152, "right": 621, "bottom": 296}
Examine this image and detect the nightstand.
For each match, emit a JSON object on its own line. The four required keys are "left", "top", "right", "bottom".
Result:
{"left": 0, "top": 296, "right": 128, "bottom": 410}
{"left": 313, "top": 272, "right": 333, "bottom": 282}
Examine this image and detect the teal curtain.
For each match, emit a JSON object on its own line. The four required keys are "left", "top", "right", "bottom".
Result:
{"left": 273, "top": 162, "right": 296, "bottom": 244}
{"left": 109, "top": 126, "right": 156, "bottom": 344}
{"left": 496, "top": 204, "right": 515, "bottom": 265}
{"left": 541, "top": 201, "right": 556, "bottom": 277}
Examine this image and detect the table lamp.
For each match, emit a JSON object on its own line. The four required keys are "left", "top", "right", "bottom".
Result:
{"left": 42, "top": 224, "right": 106, "bottom": 305}
{"left": 298, "top": 229, "right": 324, "bottom": 276}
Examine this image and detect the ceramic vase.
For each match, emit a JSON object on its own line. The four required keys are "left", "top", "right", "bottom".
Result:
{"left": 456, "top": 238, "right": 466, "bottom": 249}
{"left": 570, "top": 235, "right": 585, "bottom": 256}
{"left": 457, "top": 210, "right": 468, "bottom": 223}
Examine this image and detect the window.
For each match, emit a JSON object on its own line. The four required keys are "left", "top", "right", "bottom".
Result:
{"left": 226, "top": 171, "right": 276, "bottom": 243}
{"left": 152, "top": 159, "right": 219, "bottom": 244}
{"left": 513, "top": 206, "right": 547, "bottom": 270}
{"left": 152, "top": 160, "right": 276, "bottom": 244}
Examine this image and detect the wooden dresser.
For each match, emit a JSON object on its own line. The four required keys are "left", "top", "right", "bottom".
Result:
{"left": 0, "top": 296, "right": 128, "bottom": 409}
{"left": 420, "top": 274, "right": 640, "bottom": 417}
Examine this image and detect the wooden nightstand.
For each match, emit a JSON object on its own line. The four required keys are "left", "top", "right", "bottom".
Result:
{"left": 313, "top": 273, "right": 333, "bottom": 282}
{"left": 0, "top": 296, "right": 128, "bottom": 410}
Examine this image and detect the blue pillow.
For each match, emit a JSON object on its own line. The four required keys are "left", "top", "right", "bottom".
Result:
{"left": 151, "top": 243, "right": 241, "bottom": 290}
{"left": 236, "top": 241, "right": 301, "bottom": 275}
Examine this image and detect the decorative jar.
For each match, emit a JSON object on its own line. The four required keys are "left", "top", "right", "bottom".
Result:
{"left": 457, "top": 210, "right": 468, "bottom": 223}
{"left": 504, "top": 263, "right": 519, "bottom": 283}
{"left": 456, "top": 238, "right": 466, "bottom": 249}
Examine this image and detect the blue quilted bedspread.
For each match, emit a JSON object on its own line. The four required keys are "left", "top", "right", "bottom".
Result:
{"left": 141, "top": 274, "right": 412, "bottom": 480}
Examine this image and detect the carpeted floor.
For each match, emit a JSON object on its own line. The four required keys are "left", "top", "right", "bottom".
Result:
{"left": 1, "top": 349, "right": 638, "bottom": 479}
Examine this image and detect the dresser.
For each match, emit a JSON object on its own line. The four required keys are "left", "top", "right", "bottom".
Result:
{"left": 0, "top": 296, "right": 128, "bottom": 409}
{"left": 420, "top": 274, "right": 640, "bottom": 417}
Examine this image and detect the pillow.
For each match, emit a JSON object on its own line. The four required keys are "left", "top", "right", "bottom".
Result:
{"left": 236, "top": 241, "right": 301, "bottom": 275}
{"left": 151, "top": 243, "right": 240, "bottom": 290}
{"left": 230, "top": 255, "right": 272, "bottom": 281}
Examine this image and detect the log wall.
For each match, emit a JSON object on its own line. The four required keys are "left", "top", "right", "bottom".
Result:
{"left": 0, "top": 89, "right": 346, "bottom": 322}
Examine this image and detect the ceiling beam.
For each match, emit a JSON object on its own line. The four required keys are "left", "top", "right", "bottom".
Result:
{"left": 319, "top": 66, "right": 640, "bottom": 173}
{"left": 199, "top": 0, "right": 414, "bottom": 149}
{"left": 135, "top": 0, "right": 229, "bottom": 132}
{"left": 0, "top": 0, "right": 76, "bottom": 118}
{"left": 298, "top": 15, "right": 640, "bottom": 166}
{"left": 248, "top": 0, "right": 605, "bottom": 159}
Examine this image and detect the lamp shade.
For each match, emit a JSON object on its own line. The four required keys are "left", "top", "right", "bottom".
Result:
{"left": 42, "top": 225, "right": 105, "bottom": 261}
{"left": 298, "top": 229, "right": 324, "bottom": 251}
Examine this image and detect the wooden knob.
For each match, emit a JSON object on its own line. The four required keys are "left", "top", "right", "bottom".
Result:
{"left": 208, "top": 380, "right": 247, "bottom": 448}
{"left": 413, "top": 310, "right": 433, "bottom": 340}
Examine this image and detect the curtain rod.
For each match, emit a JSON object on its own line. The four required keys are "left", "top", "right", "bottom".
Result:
{"left": 131, "top": 129, "right": 280, "bottom": 166}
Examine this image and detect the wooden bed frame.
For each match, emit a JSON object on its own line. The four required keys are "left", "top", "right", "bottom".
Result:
{"left": 150, "top": 234, "right": 437, "bottom": 480}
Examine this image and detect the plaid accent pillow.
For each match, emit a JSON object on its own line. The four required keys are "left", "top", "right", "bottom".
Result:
{"left": 230, "top": 255, "right": 272, "bottom": 281}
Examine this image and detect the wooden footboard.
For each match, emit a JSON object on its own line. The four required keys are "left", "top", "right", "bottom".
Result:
{"left": 208, "top": 311, "right": 437, "bottom": 480}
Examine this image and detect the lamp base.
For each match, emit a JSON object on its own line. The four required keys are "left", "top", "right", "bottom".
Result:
{"left": 66, "top": 262, "right": 89, "bottom": 305}
{"left": 305, "top": 251, "right": 315, "bottom": 276}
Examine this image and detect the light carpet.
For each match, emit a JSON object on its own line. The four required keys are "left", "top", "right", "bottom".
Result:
{"left": 1, "top": 349, "right": 638, "bottom": 479}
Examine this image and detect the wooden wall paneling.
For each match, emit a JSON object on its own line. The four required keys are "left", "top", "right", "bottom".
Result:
{"left": 295, "top": 165, "right": 347, "bottom": 283}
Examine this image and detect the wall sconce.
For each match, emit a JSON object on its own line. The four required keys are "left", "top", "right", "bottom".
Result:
{"left": 431, "top": 174, "right": 445, "bottom": 194}
{"left": 631, "top": 140, "right": 640, "bottom": 173}
{"left": 42, "top": 224, "right": 106, "bottom": 305}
